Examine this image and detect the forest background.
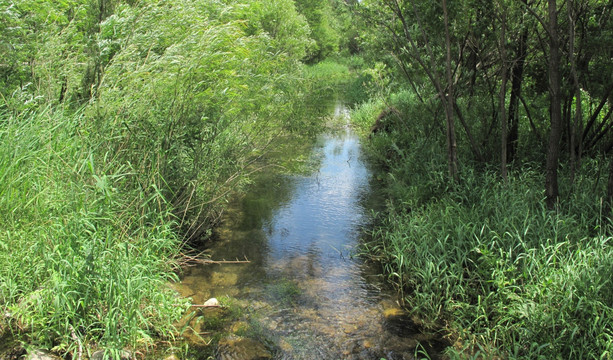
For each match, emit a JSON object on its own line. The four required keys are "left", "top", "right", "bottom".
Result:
{"left": 1, "top": 0, "right": 612, "bottom": 359}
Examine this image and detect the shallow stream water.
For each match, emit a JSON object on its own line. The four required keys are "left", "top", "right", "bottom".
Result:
{"left": 173, "top": 104, "right": 447, "bottom": 359}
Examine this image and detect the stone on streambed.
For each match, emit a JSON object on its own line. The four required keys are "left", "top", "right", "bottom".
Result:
{"left": 217, "top": 336, "right": 272, "bottom": 360}
{"left": 90, "top": 349, "right": 132, "bottom": 360}
{"left": 204, "top": 297, "right": 220, "bottom": 307}
{"left": 230, "top": 320, "right": 249, "bottom": 334}
{"left": 25, "top": 349, "right": 61, "bottom": 360}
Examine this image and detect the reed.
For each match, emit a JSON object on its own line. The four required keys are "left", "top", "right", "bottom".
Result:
{"left": 0, "top": 107, "right": 185, "bottom": 356}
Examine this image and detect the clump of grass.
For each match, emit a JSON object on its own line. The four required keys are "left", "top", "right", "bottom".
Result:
{"left": 0, "top": 107, "right": 186, "bottom": 356}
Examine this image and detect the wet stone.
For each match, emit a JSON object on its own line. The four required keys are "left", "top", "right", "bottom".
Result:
{"left": 204, "top": 297, "right": 220, "bottom": 307}
{"left": 383, "top": 307, "right": 407, "bottom": 318}
{"left": 278, "top": 338, "right": 293, "bottom": 352}
{"left": 342, "top": 323, "right": 357, "bottom": 334}
{"left": 91, "top": 350, "right": 132, "bottom": 360}
{"left": 25, "top": 350, "right": 61, "bottom": 360}
{"left": 211, "top": 272, "right": 239, "bottom": 287}
{"left": 217, "top": 336, "right": 272, "bottom": 360}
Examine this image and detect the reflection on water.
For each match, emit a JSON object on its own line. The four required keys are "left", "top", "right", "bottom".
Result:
{"left": 175, "top": 104, "right": 447, "bottom": 359}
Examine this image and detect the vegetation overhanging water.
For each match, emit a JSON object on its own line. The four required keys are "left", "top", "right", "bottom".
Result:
{"left": 2, "top": 0, "right": 613, "bottom": 358}
{"left": 172, "top": 103, "right": 448, "bottom": 359}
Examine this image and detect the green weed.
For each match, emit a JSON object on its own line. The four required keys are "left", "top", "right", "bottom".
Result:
{"left": 0, "top": 107, "right": 185, "bottom": 356}
{"left": 355, "top": 93, "right": 613, "bottom": 359}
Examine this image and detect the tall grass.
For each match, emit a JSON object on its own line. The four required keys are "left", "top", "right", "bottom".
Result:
{"left": 0, "top": 107, "right": 185, "bottom": 356}
{"left": 0, "top": 1, "right": 354, "bottom": 357}
{"left": 354, "top": 94, "right": 613, "bottom": 359}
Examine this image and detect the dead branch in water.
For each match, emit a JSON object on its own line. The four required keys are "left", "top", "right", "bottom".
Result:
{"left": 172, "top": 304, "right": 222, "bottom": 308}
{"left": 179, "top": 252, "right": 250, "bottom": 266}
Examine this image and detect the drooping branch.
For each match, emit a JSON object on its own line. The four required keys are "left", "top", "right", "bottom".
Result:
{"left": 585, "top": 107, "right": 613, "bottom": 150}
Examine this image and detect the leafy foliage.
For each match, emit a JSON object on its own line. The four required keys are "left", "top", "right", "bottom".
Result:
{"left": 0, "top": 107, "right": 185, "bottom": 354}
{"left": 355, "top": 91, "right": 613, "bottom": 358}
{"left": 0, "top": 0, "right": 341, "bottom": 357}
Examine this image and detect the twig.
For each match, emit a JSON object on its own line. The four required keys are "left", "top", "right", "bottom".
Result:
{"left": 179, "top": 253, "right": 250, "bottom": 266}
{"left": 195, "top": 259, "right": 250, "bottom": 264}
{"left": 172, "top": 304, "right": 222, "bottom": 308}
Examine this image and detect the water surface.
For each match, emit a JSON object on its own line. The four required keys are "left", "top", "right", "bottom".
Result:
{"left": 175, "top": 104, "right": 446, "bottom": 359}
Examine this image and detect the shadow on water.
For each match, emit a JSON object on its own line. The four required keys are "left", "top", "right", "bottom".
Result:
{"left": 172, "top": 103, "right": 450, "bottom": 359}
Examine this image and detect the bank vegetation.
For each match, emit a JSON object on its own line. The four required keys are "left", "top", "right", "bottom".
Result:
{"left": 0, "top": 0, "right": 354, "bottom": 357}
{"left": 351, "top": 0, "right": 613, "bottom": 358}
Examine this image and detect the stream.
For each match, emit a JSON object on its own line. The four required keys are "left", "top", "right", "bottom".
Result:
{"left": 173, "top": 104, "right": 447, "bottom": 359}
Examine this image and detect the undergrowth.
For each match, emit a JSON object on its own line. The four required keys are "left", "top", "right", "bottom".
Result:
{"left": 354, "top": 94, "right": 613, "bottom": 359}
{"left": 0, "top": 107, "right": 186, "bottom": 356}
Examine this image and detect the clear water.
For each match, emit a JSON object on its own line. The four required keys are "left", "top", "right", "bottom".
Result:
{"left": 174, "top": 104, "right": 447, "bottom": 359}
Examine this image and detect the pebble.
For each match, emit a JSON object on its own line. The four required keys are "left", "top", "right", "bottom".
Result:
{"left": 90, "top": 349, "right": 132, "bottom": 360}
{"left": 203, "top": 297, "right": 220, "bottom": 307}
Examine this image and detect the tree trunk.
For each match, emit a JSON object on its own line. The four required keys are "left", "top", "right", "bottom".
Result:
{"left": 545, "top": 0, "right": 562, "bottom": 209}
{"left": 498, "top": 4, "right": 509, "bottom": 181}
{"left": 567, "top": 0, "right": 582, "bottom": 183}
{"left": 453, "top": 101, "right": 484, "bottom": 162}
{"left": 443, "top": 0, "right": 459, "bottom": 182}
{"left": 507, "top": 29, "right": 528, "bottom": 163}
{"left": 606, "top": 156, "right": 613, "bottom": 221}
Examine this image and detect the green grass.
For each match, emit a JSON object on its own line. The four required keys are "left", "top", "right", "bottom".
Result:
{"left": 0, "top": 107, "right": 186, "bottom": 356}
{"left": 354, "top": 94, "right": 613, "bottom": 359}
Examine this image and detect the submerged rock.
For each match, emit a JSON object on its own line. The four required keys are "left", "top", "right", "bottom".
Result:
{"left": 217, "top": 336, "right": 272, "bottom": 360}
{"left": 230, "top": 321, "right": 249, "bottom": 334}
{"left": 383, "top": 307, "right": 407, "bottom": 318}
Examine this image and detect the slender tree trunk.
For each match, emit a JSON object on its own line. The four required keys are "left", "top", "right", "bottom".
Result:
{"left": 545, "top": 0, "right": 562, "bottom": 209}
{"left": 443, "top": 0, "right": 458, "bottom": 182}
{"left": 498, "top": 4, "right": 509, "bottom": 181}
{"left": 606, "top": 155, "right": 613, "bottom": 221}
{"left": 568, "top": 0, "right": 582, "bottom": 183}
{"left": 387, "top": 0, "right": 459, "bottom": 182}
{"left": 453, "top": 101, "right": 484, "bottom": 162}
{"left": 507, "top": 29, "right": 529, "bottom": 162}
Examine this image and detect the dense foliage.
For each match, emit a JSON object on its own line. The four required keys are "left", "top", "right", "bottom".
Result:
{"left": 4, "top": 0, "right": 612, "bottom": 357}
{"left": 0, "top": 0, "right": 350, "bottom": 357}
{"left": 350, "top": 0, "right": 613, "bottom": 358}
